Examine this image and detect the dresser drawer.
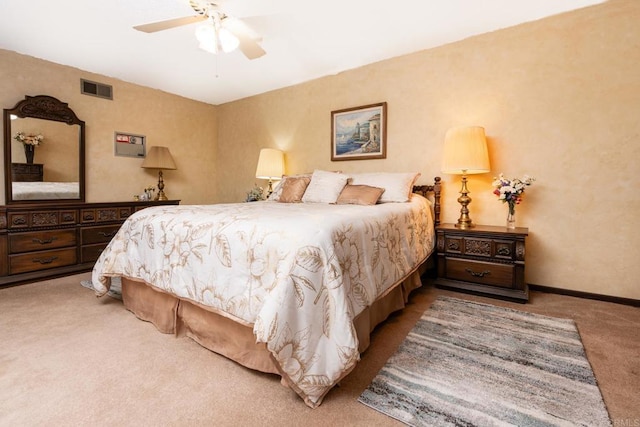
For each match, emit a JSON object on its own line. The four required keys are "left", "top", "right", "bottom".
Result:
{"left": 81, "top": 244, "right": 108, "bottom": 264}
{"left": 80, "top": 207, "right": 132, "bottom": 224}
{"left": 9, "top": 248, "right": 77, "bottom": 274}
{"left": 81, "top": 225, "right": 121, "bottom": 245}
{"left": 9, "top": 229, "right": 77, "bottom": 254}
{"left": 8, "top": 210, "right": 77, "bottom": 229}
{"left": 445, "top": 258, "right": 514, "bottom": 288}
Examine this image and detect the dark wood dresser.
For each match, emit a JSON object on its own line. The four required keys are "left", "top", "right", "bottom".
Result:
{"left": 0, "top": 200, "right": 179, "bottom": 287}
{"left": 435, "top": 223, "right": 529, "bottom": 302}
{"left": 11, "top": 163, "right": 44, "bottom": 182}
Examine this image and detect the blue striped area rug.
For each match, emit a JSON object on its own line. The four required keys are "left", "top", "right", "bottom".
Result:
{"left": 358, "top": 296, "right": 611, "bottom": 426}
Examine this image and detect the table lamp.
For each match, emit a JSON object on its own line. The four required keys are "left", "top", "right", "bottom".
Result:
{"left": 255, "top": 148, "right": 284, "bottom": 196}
{"left": 441, "top": 126, "right": 490, "bottom": 229}
{"left": 141, "top": 146, "right": 177, "bottom": 201}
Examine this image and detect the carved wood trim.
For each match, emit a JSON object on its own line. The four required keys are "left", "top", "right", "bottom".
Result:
{"left": 413, "top": 176, "right": 442, "bottom": 226}
{"left": 515, "top": 241, "right": 526, "bottom": 261}
{"left": 97, "top": 208, "right": 118, "bottom": 222}
{"left": 465, "top": 238, "right": 491, "bottom": 256}
{"left": 9, "top": 95, "right": 83, "bottom": 125}
{"left": 32, "top": 212, "right": 58, "bottom": 227}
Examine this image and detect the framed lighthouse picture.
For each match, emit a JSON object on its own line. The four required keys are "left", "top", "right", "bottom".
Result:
{"left": 331, "top": 102, "right": 386, "bottom": 161}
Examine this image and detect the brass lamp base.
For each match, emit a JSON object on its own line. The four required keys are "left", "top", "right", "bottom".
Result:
{"left": 154, "top": 170, "right": 169, "bottom": 201}
{"left": 455, "top": 174, "right": 475, "bottom": 229}
{"left": 266, "top": 178, "right": 274, "bottom": 197}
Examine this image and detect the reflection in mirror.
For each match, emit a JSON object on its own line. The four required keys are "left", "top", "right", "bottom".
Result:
{"left": 4, "top": 95, "right": 85, "bottom": 203}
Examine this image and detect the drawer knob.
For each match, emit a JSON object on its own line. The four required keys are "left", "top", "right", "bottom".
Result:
{"left": 497, "top": 247, "right": 511, "bottom": 256}
{"left": 32, "top": 237, "right": 58, "bottom": 245}
{"left": 32, "top": 256, "right": 59, "bottom": 265}
{"left": 12, "top": 217, "right": 27, "bottom": 225}
{"left": 98, "top": 231, "right": 117, "bottom": 238}
{"left": 465, "top": 268, "right": 491, "bottom": 278}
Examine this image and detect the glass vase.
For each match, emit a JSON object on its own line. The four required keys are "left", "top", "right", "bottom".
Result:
{"left": 506, "top": 206, "right": 516, "bottom": 229}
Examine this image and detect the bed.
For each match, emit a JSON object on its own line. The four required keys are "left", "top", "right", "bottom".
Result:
{"left": 12, "top": 181, "right": 80, "bottom": 200}
{"left": 91, "top": 171, "right": 441, "bottom": 408}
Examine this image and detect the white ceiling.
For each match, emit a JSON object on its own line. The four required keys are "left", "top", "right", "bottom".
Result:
{"left": 0, "top": 0, "right": 602, "bottom": 106}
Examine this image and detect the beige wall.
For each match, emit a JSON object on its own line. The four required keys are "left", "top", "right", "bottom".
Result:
{"left": 0, "top": 49, "right": 218, "bottom": 205}
{"left": 216, "top": 0, "right": 640, "bottom": 299}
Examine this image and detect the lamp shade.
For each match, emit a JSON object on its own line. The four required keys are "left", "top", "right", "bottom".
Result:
{"left": 141, "top": 146, "right": 177, "bottom": 170}
{"left": 255, "top": 148, "right": 284, "bottom": 179}
{"left": 441, "top": 126, "right": 490, "bottom": 175}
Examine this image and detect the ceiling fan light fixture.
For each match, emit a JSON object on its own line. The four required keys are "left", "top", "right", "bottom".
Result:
{"left": 194, "top": 19, "right": 239, "bottom": 55}
{"left": 218, "top": 28, "right": 239, "bottom": 53}
{"left": 195, "top": 24, "right": 218, "bottom": 53}
{"left": 135, "top": 2, "right": 264, "bottom": 60}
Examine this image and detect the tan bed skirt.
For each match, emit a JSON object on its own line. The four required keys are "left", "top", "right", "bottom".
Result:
{"left": 120, "top": 259, "right": 431, "bottom": 376}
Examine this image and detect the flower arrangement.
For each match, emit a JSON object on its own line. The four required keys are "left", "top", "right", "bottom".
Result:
{"left": 492, "top": 173, "right": 536, "bottom": 215}
{"left": 245, "top": 185, "right": 265, "bottom": 202}
{"left": 134, "top": 186, "right": 156, "bottom": 201}
{"left": 144, "top": 185, "right": 155, "bottom": 200}
{"left": 14, "top": 132, "right": 44, "bottom": 146}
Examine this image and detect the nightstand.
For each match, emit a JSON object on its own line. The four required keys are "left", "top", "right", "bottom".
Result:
{"left": 435, "top": 224, "right": 529, "bottom": 302}
{"left": 11, "top": 163, "right": 43, "bottom": 182}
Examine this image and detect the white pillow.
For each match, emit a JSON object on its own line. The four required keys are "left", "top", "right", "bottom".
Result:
{"left": 301, "top": 170, "right": 350, "bottom": 203}
{"left": 349, "top": 172, "right": 421, "bottom": 203}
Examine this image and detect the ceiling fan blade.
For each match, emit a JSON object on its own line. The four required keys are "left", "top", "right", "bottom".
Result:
{"left": 236, "top": 34, "right": 266, "bottom": 60}
{"left": 134, "top": 15, "right": 207, "bottom": 33}
{"left": 223, "top": 18, "right": 266, "bottom": 60}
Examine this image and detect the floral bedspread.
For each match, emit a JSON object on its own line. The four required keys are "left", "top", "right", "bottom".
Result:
{"left": 92, "top": 196, "right": 434, "bottom": 407}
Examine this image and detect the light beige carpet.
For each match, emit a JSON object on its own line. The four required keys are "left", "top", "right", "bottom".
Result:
{"left": 0, "top": 272, "right": 638, "bottom": 426}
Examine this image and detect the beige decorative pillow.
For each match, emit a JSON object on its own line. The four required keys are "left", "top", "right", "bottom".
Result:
{"left": 336, "top": 185, "right": 385, "bottom": 205}
{"left": 349, "top": 172, "right": 421, "bottom": 203}
{"left": 268, "top": 173, "right": 311, "bottom": 201}
{"left": 278, "top": 176, "right": 311, "bottom": 203}
{"left": 301, "top": 170, "right": 350, "bottom": 203}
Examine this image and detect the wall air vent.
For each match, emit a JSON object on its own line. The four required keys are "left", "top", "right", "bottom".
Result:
{"left": 81, "top": 79, "right": 113, "bottom": 100}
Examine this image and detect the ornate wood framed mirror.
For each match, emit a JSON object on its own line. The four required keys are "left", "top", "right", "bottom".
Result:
{"left": 3, "top": 95, "right": 85, "bottom": 204}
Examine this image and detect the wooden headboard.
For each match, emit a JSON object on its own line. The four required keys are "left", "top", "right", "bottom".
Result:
{"left": 413, "top": 176, "right": 442, "bottom": 226}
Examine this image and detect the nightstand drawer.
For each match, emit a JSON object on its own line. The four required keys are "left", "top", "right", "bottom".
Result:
{"left": 444, "top": 236, "right": 516, "bottom": 261}
{"left": 445, "top": 258, "right": 514, "bottom": 288}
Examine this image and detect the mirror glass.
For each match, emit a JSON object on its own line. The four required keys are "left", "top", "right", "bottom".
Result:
{"left": 4, "top": 95, "right": 85, "bottom": 204}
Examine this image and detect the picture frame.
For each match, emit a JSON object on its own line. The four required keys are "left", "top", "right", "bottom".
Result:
{"left": 331, "top": 102, "right": 387, "bottom": 161}
{"left": 114, "top": 131, "right": 146, "bottom": 158}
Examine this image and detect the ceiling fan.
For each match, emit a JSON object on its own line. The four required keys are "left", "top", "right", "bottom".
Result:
{"left": 133, "top": 0, "right": 266, "bottom": 60}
